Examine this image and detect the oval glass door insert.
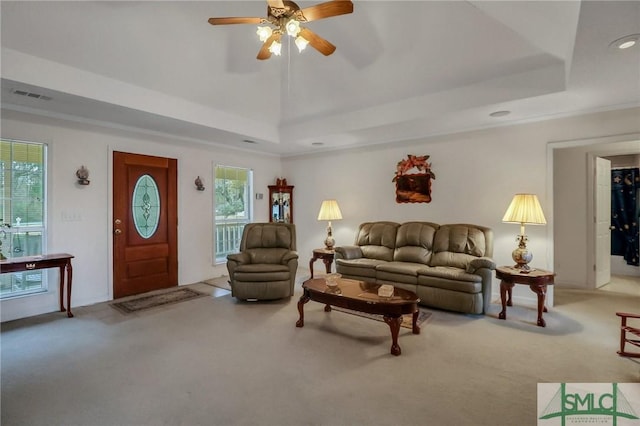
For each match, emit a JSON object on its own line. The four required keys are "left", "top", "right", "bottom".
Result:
{"left": 132, "top": 174, "right": 160, "bottom": 239}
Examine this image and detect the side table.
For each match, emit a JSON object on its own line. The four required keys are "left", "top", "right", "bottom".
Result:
{"left": 496, "top": 266, "right": 555, "bottom": 327}
{"left": 309, "top": 248, "right": 335, "bottom": 278}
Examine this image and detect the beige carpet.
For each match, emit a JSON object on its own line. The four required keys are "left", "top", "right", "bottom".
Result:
{"left": 2, "top": 279, "right": 639, "bottom": 426}
{"left": 203, "top": 275, "right": 232, "bottom": 291}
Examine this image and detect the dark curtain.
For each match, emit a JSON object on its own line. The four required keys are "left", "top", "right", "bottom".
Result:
{"left": 611, "top": 168, "right": 639, "bottom": 266}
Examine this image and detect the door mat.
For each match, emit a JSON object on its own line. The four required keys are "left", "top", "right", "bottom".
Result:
{"left": 202, "top": 277, "right": 232, "bottom": 291}
{"left": 111, "top": 288, "right": 207, "bottom": 314}
{"left": 332, "top": 307, "right": 432, "bottom": 329}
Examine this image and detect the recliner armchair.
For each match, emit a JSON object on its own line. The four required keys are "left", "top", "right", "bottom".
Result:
{"left": 226, "top": 223, "right": 298, "bottom": 300}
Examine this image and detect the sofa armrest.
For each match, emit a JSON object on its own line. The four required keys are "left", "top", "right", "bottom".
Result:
{"left": 466, "top": 257, "right": 496, "bottom": 273}
{"left": 465, "top": 257, "right": 495, "bottom": 314}
{"left": 335, "top": 246, "right": 363, "bottom": 260}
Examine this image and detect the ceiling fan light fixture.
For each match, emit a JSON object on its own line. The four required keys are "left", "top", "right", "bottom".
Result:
{"left": 269, "top": 40, "right": 282, "bottom": 56}
{"left": 256, "top": 26, "right": 273, "bottom": 42}
{"left": 285, "top": 19, "right": 301, "bottom": 37}
{"left": 295, "top": 35, "right": 309, "bottom": 52}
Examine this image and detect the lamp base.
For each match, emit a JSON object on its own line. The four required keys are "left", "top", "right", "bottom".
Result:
{"left": 512, "top": 244, "right": 533, "bottom": 271}
{"left": 324, "top": 235, "right": 335, "bottom": 250}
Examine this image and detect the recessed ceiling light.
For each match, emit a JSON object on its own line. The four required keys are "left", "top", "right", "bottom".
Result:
{"left": 489, "top": 110, "right": 510, "bottom": 118}
{"left": 609, "top": 34, "right": 639, "bottom": 50}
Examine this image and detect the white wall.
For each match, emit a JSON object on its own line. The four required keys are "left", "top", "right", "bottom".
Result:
{"left": 1, "top": 110, "right": 282, "bottom": 321}
{"left": 2, "top": 107, "right": 639, "bottom": 321}
{"left": 284, "top": 107, "right": 640, "bottom": 308}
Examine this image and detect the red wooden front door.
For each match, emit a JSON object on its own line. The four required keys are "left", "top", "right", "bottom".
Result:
{"left": 113, "top": 151, "right": 178, "bottom": 298}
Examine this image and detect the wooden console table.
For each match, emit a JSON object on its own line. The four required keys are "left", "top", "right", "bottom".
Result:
{"left": 496, "top": 266, "right": 555, "bottom": 327}
{"left": 309, "top": 248, "right": 335, "bottom": 278}
{"left": 0, "top": 253, "right": 75, "bottom": 317}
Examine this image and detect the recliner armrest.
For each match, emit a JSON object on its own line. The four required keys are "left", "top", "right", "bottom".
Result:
{"left": 335, "top": 246, "right": 363, "bottom": 260}
{"left": 282, "top": 251, "right": 299, "bottom": 263}
{"left": 466, "top": 257, "right": 496, "bottom": 273}
{"left": 227, "top": 252, "right": 250, "bottom": 264}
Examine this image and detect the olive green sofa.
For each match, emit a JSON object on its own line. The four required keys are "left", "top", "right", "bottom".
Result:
{"left": 334, "top": 221, "right": 495, "bottom": 314}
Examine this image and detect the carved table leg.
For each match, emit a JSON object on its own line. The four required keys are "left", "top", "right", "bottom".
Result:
{"left": 309, "top": 255, "right": 318, "bottom": 279}
{"left": 529, "top": 283, "right": 547, "bottom": 327}
{"left": 296, "top": 293, "right": 310, "bottom": 327}
{"left": 498, "top": 280, "right": 514, "bottom": 320}
{"left": 59, "top": 265, "right": 66, "bottom": 313}
{"left": 322, "top": 258, "right": 332, "bottom": 274}
{"left": 383, "top": 315, "right": 403, "bottom": 356}
{"left": 66, "top": 261, "right": 74, "bottom": 318}
{"left": 412, "top": 309, "right": 421, "bottom": 335}
{"left": 324, "top": 304, "right": 332, "bottom": 312}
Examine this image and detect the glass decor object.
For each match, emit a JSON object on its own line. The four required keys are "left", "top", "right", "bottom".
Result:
{"left": 132, "top": 174, "right": 160, "bottom": 239}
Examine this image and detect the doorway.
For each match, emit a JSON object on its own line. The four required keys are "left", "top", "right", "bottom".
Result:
{"left": 552, "top": 137, "right": 640, "bottom": 292}
{"left": 113, "top": 152, "right": 178, "bottom": 299}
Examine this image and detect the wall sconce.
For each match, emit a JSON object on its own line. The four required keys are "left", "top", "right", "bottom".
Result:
{"left": 195, "top": 176, "right": 205, "bottom": 191}
{"left": 76, "top": 165, "right": 90, "bottom": 185}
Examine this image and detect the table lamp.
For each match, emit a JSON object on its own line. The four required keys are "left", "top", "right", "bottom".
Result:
{"left": 317, "top": 199, "right": 343, "bottom": 250}
{"left": 502, "top": 194, "right": 547, "bottom": 271}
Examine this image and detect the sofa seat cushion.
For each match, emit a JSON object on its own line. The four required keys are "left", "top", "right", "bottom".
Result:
{"left": 375, "top": 261, "right": 425, "bottom": 285}
{"left": 417, "top": 266, "right": 482, "bottom": 293}
{"left": 335, "top": 258, "right": 386, "bottom": 278}
{"left": 376, "top": 261, "right": 425, "bottom": 276}
{"left": 234, "top": 264, "right": 291, "bottom": 282}
{"left": 336, "top": 257, "right": 388, "bottom": 278}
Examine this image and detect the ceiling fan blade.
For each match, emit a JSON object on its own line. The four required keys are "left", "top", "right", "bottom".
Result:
{"left": 300, "top": 0, "right": 353, "bottom": 22}
{"left": 299, "top": 28, "right": 336, "bottom": 56}
{"left": 257, "top": 33, "right": 280, "bottom": 60}
{"left": 267, "top": 0, "right": 286, "bottom": 9}
{"left": 208, "top": 17, "right": 264, "bottom": 25}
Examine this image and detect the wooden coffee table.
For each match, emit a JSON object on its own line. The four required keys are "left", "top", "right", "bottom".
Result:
{"left": 296, "top": 278, "right": 420, "bottom": 356}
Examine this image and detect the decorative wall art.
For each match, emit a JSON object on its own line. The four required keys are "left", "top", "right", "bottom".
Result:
{"left": 393, "top": 155, "right": 436, "bottom": 203}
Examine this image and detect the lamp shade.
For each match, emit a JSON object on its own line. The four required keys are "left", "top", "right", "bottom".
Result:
{"left": 317, "top": 200, "right": 343, "bottom": 221}
{"left": 502, "top": 194, "right": 547, "bottom": 225}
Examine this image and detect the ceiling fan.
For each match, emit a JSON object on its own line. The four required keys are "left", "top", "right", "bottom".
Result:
{"left": 208, "top": 0, "right": 354, "bottom": 60}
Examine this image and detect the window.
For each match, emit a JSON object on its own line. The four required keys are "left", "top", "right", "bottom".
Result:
{"left": 214, "top": 165, "right": 252, "bottom": 263}
{"left": 0, "top": 139, "right": 47, "bottom": 298}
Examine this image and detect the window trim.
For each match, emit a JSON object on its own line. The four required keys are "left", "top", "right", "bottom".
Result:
{"left": 0, "top": 138, "right": 48, "bottom": 299}
{"left": 213, "top": 165, "right": 253, "bottom": 264}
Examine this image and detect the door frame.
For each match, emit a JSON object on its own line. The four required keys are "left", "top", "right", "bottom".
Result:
{"left": 107, "top": 148, "right": 179, "bottom": 300}
{"left": 548, "top": 133, "right": 639, "bottom": 291}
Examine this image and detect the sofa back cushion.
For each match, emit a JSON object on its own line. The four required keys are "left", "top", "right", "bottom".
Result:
{"left": 394, "top": 222, "right": 439, "bottom": 265}
{"left": 354, "top": 222, "right": 400, "bottom": 261}
{"left": 430, "top": 224, "right": 493, "bottom": 269}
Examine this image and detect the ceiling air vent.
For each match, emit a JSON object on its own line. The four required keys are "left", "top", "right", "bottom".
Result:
{"left": 11, "top": 89, "right": 52, "bottom": 101}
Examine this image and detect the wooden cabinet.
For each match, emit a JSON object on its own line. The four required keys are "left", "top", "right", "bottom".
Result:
{"left": 268, "top": 184, "right": 294, "bottom": 223}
